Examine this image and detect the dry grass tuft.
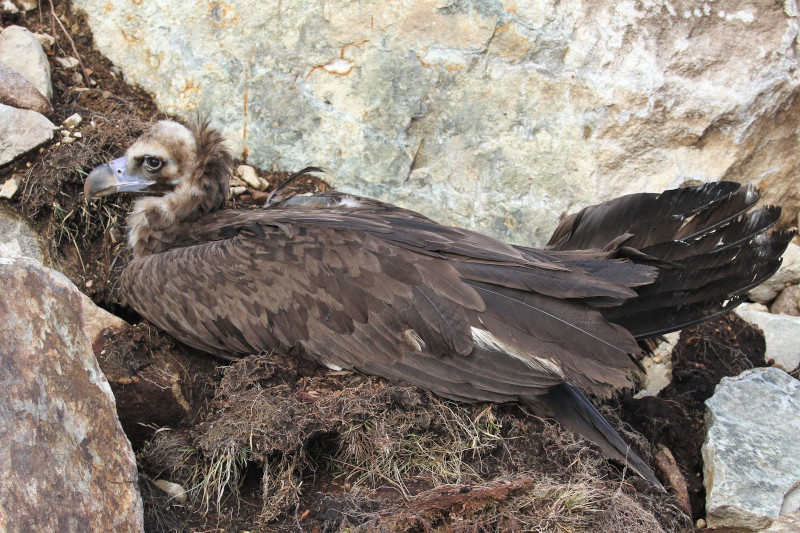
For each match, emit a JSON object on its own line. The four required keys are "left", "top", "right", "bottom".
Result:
{"left": 140, "top": 353, "right": 508, "bottom": 523}
{"left": 138, "top": 352, "right": 692, "bottom": 531}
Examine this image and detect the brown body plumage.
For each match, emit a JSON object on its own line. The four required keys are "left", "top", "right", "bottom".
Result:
{"left": 85, "top": 119, "right": 794, "bottom": 489}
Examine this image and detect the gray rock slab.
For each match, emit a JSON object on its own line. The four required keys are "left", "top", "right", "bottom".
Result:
{"left": 0, "top": 257, "right": 143, "bottom": 532}
{"left": 749, "top": 242, "right": 800, "bottom": 303}
{"left": 735, "top": 308, "right": 800, "bottom": 372}
{"left": 703, "top": 368, "right": 800, "bottom": 531}
{"left": 0, "top": 103, "right": 55, "bottom": 165}
{"left": 0, "top": 61, "right": 52, "bottom": 115}
{"left": 0, "top": 207, "right": 47, "bottom": 264}
{"left": 71, "top": 0, "right": 800, "bottom": 246}
{"left": 0, "top": 25, "right": 51, "bottom": 101}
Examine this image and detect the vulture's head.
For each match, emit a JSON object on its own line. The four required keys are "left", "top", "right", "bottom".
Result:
{"left": 84, "top": 119, "right": 232, "bottom": 207}
{"left": 84, "top": 118, "right": 233, "bottom": 256}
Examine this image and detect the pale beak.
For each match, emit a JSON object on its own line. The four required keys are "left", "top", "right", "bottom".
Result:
{"left": 84, "top": 156, "right": 155, "bottom": 201}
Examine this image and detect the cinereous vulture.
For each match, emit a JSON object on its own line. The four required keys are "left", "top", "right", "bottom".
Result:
{"left": 85, "top": 119, "right": 794, "bottom": 489}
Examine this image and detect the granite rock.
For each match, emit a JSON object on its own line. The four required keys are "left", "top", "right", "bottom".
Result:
{"left": 71, "top": 0, "right": 800, "bottom": 245}
{"left": 0, "top": 257, "right": 143, "bottom": 532}
{"left": 703, "top": 368, "right": 800, "bottom": 531}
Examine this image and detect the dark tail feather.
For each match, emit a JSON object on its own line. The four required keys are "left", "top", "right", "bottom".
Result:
{"left": 538, "top": 383, "right": 664, "bottom": 490}
{"left": 548, "top": 182, "right": 795, "bottom": 339}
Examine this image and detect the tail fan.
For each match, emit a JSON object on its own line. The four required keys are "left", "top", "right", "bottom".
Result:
{"left": 546, "top": 182, "right": 795, "bottom": 339}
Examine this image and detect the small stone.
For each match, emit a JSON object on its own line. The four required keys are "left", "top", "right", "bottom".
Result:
{"left": 154, "top": 479, "right": 187, "bottom": 503}
{"left": 695, "top": 518, "right": 706, "bottom": 529}
{"left": 62, "top": 136, "right": 75, "bottom": 144}
{"left": 0, "top": 62, "right": 53, "bottom": 115}
{"left": 236, "top": 164, "right": 264, "bottom": 189}
{"left": 0, "top": 104, "right": 56, "bottom": 166}
{"left": 770, "top": 285, "right": 800, "bottom": 316}
{"left": 56, "top": 56, "right": 81, "bottom": 69}
{"left": 85, "top": 279, "right": 93, "bottom": 288}
{"left": 63, "top": 113, "right": 83, "bottom": 129}
{"left": 33, "top": 33, "right": 55, "bottom": 51}
{"left": 639, "top": 331, "right": 679, "bottom": 396}
{"left": 73, "top": 132, "right": 82, "bottom": 138}
{"left": 61, "top": 130, "right": 71, "bottom": 137}
{"left": 0, "top": 174, "right": 22, "bottom": 200}
{"left": 739, "top": 302, "right": 770, "bottom": 313}
{"left": 17, "top": 0, "right": 35, "bottom": 10}
{"left": 0, "top": 26, "right": 52, "bottom": 101}
{"left": 229, "top": 186, "right": 247, "bottom": 197}
{"left": 1, "top": 0, "right": 19, "bottom": 14}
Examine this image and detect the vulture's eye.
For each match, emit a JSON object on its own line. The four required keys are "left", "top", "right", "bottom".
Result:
{"left": 143, "top": 156, "right": 163, "bottom": 172}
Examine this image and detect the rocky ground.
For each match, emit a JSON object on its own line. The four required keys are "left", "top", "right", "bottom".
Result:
{"left": 2, "top": 2, "right": 799, "bottom": 532}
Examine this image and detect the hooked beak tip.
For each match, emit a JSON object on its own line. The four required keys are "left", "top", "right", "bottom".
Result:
{"left": 84, "top": 162, "right": 116, "bottom": 201}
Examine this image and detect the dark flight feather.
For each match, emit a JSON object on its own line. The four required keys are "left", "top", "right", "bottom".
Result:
{"left": 91, "top": 120, "right": 794, "bottom": 490}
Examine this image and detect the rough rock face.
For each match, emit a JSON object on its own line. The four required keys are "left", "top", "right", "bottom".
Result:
{"left": 0, "top": 103, "right": 56, "bottom": 165}
{"left": 72, "top": 0, "right": 799, "bottom": 244}
{"left": 0, "top": 258, "right": 143, "bottom": 532}
{"left": 703, "top": 368, "right": 800, "bottom": 531}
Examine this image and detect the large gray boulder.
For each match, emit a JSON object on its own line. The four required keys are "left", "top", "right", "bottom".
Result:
{"left": 703, "top": 368, "right": 800, "bottom": 531}
{"left": 0, "top": 257, "right": 143, "bottom": 532}
{"left": 71, "top": 0, "right": 800, "bottom": 245}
